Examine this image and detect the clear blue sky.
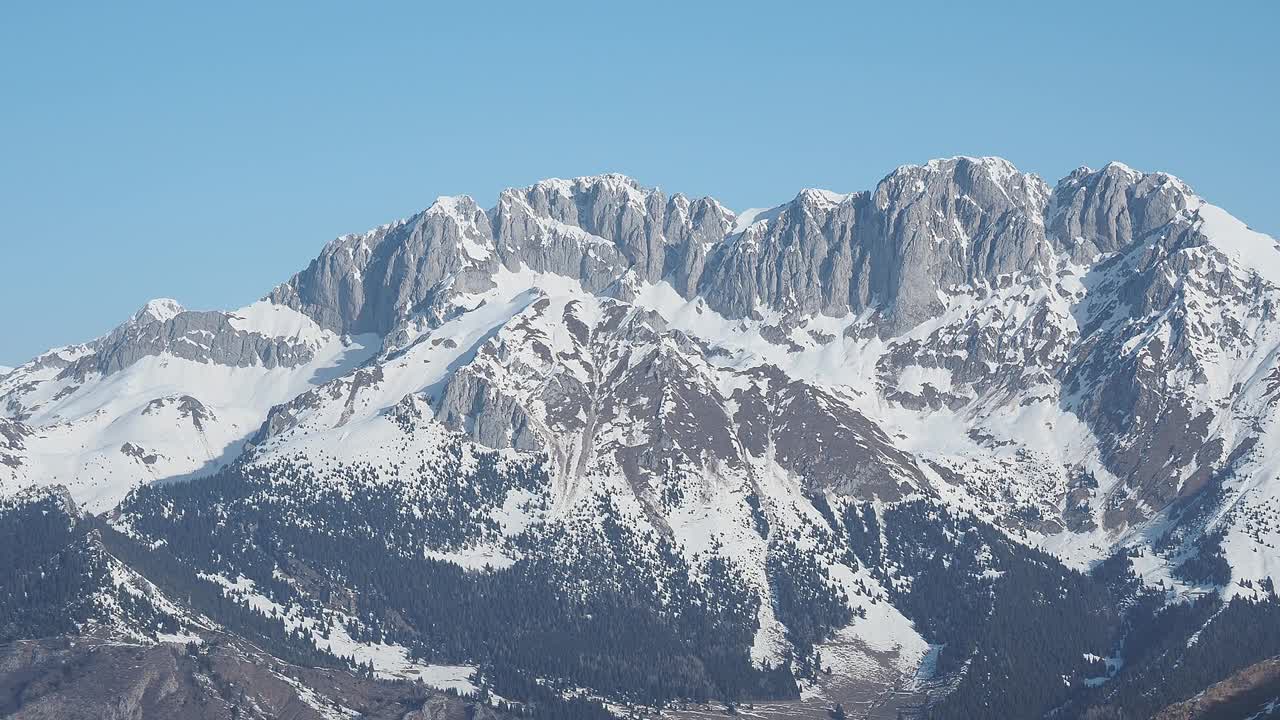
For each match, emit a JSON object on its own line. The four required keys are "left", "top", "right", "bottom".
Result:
{"left": 2, "top": 1, "right": 1276, "bottom": 365}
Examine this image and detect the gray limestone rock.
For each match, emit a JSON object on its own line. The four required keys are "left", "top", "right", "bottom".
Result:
{"left": 1047, "top": 161, "right": 1199, "bottom": 261}
{"left": 269, "top": 195, "right": 498, "bottom": 336}
{"left": 55, "top": 303, "right": 318, "bottom": 383}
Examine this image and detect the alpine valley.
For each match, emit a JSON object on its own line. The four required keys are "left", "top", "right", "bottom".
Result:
{"left": 5, "top": 157, "right": 1280, "bottom": 719}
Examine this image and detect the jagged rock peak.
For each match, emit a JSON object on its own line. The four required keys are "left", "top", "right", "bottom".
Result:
{"left": 793, "top": 187, "right": 859, "bottom": 209}
{"left": 264, "top": 158, "right": 1226, "bottom": 341}
{"left": 425, "top": 193, "right": 482, "bottom": 214}
{"left": 1048, "top": 160, "right": 1201, "bottom": 261}
{"left": 876, "top": 156, "right": 1052, "bottom": 214}
{"left": 521, "top": 171, "right": 651, "bottom": 196}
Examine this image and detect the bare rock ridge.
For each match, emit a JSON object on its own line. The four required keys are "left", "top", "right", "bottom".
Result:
{"left": 268, "top": 158, "right": 1205, "bottom": 341}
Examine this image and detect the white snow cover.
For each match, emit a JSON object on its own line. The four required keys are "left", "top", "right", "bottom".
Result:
{"left": 1195, "top": 202, "right": 1280, "bottom": 286}
{"left": 798, "top": 187, "right": 856, "bottom": 208}
{"left": 0, "top": 299, "right": 378, "bottom": 512}
{"left": 227, "top": 300, "right": 331, "bottom": 345}
{"left": 134, "top": 298, "right": 185, "bottom": 324}
{"left": 730, "top": 207, "right": 771, "bottom": 234}
{"left": 896, "top": 365, "right": 954, "bottom": 394}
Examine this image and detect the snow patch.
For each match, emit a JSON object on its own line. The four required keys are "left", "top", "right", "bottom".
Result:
{"left": 133, "top": 298, "right": 185, "bottom": 324}
{"left": 228, "top": 300, "right": 332, "bottom": 345}
{"left": 425, "top": 545, "right": 516, "bottom": 571}
{"left": 1195, "top": 202, "right": 1280, "bottom": 286}
{"left": 3, "top": 329, "right": 378, "bottom": 512}
{"left": 896, "top": 365, "right": 953, "bottom": 394}
{"left": 201, "top": 573, "right": 478, "bottom": 692}
{"left": 731, "top": 207, "right": 770, "bottom": 234}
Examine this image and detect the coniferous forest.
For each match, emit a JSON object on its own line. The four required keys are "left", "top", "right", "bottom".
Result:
{"left": 3, "top": 459, "right": 1280, "bottom": 718}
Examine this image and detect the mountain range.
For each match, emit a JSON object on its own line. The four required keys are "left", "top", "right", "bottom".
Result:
{"left": 4, "top": 156, "right": 1280, "bottom": 719}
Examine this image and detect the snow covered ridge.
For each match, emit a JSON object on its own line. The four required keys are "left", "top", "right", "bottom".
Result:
{"left": 3, "top": 155, "right": 1279, "bottom": 592}
{"left": 0, "top": 296, "right": 376, "bottom": 512}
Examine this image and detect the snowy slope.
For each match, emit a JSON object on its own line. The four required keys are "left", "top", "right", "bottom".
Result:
{"left": 0, "top": 300, "right": 378, "bottom": 511}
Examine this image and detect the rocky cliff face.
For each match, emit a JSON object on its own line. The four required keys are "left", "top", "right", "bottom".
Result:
{"left": 270, "top": 160, "right": 1063, "bottom": 341}
{"left": 260, "top": 158, "right": 1214, "bottom": 350}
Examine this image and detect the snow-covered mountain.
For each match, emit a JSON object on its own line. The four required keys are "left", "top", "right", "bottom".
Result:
{"left": 5, "top": 157, "right": 1280, "bottom": 718}
{"left": 0, "top": 297, "right": 377, "bottom": 511}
